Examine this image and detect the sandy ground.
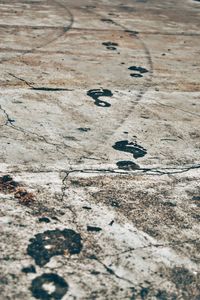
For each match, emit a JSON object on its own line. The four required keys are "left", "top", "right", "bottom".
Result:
{"left": 0, "top": 0, "right": 200, "bottom": 299}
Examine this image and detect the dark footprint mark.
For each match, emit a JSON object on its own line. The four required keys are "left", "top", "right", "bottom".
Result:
{"left": 102, "top": 41, "right": 118, "bottom": 51}
{"left": 112, "top": 140, "right": 147, "bottom": 159}
{"left": 116, "top": 160, "right": 140, "bottom": 170}
{"left": 87, "top": 89, "right": 113, "bottom": 107}
{"left": 128, "top": 66, "right": 148, "bottom": 78}
{"left": 27, "top": 229, "right": 82, "bottom": 267}
{"left": 31, "top": 273, "right": 68, "bottom": 300}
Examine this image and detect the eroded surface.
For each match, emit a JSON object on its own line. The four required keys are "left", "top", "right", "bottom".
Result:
{"left": 0, "top": 0, "right": 200, "bottom": 299}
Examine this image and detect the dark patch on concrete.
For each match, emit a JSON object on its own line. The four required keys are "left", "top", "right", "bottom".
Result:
{"left": 163, "top": 200, "right": 177, "bottom": 207}
{"left": 82, "top": 206, "right": 92, "bottom": 210}
{"left": 124, "top": 30, "right": 139, "bottom": 35}
{"left": 170, "top": 267, "right": 195, "bottom": 287}
{"left": 38, "top": 217, "right": 51, "bottom": 223}
{"left": 116, "top": 160, "right": 140, "bottom": 170}
{"left": 78, "top": 127, "right": 91, "bottom": 132}
{"left": 14, "top": 187, "right": 35, "bottom": 206}
{"left": 130, "top": 73, "right": 143, "bottom": 78}
{"left": 0, "top": 174, "right": 19, "bottom": 193}
{"left": 192, "top": 196, "right": 200, "bottom": 201}
{"left": 31, "top": 273, "right": 68, "bottom": 299}
{"left": 87, "top": 89, "right": 113, "bottom": 107}
{"left": 27, "top": 229, "right": 82, "bottom": 266}
{"left": 155, "top": 290, "right": 176, "bottom": 300}
{"left": 22, "top": 265, "right": 36, "bottom": 274}
{"left": 87, "top": 226, "right": 102, "bottom": 232}
{"left": 109, "top": 220, "right": 114, "bottom": 226}
{"left": 128, "top": 66, "right": 148, "bottom": 73}
{"left": 112, "top": 140, "right": 147, "bottom": 159}
{"left": 31, "top": 87, "right": 71, "bottom": 92}
{"left": 0, "top": 175, "right": 35, "bottom": 205}
{"left": 110, "top": 200, "right": 120, "bottom": 208}
{"left": 102, "top": 41, "right": 118, "bottom": 50}
{"left": 140, "top": 287, "right": 149, "bottom": 299}
{"left": 128, "top": 66, "right": 148, "bottom": 78}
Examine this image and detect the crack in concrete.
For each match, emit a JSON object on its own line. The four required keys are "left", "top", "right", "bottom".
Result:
{"left": 60, "top": 171, "right": 79, "bottom": 225}
{"left": 8, "top": 73, "right": 72, "bottom": 91}
{"left": 96, "top": 238, "right": 199, "bottom": 260}
{"left": 0, "top": 103, "right": 71, "bottom": 155}
{"left": 61, "top": 164, "right": 200, "bottom": 177}
{"left": 88, "top": 255, "right": 134, "bottom": 286}
{"left": 156, "top": 101, "right": 200, "bottom": 118}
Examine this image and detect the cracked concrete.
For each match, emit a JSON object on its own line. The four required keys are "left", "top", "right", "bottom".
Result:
{"left": 0, "top": 0, "right": 200, "bottom": 299}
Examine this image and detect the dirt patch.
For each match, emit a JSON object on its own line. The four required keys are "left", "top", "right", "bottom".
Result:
{"left": 27, "top": 229, "right": 83, "bottom": 266}
{"left": 0, "top": 174, "right": 35, "bottom": 206}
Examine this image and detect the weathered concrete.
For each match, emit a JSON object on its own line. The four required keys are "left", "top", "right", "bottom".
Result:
{"left": 0, "top": 0, "right": 200, "bottom": 299}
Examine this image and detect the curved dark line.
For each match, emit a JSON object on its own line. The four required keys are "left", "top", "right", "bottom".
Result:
{"left": 84, "top": 7, "right": 154, "bottom": 140}
{"left": 0, "top": 0, "right": 74, "bottom": 64}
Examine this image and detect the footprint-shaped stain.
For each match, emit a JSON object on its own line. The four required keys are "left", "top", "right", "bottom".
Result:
{"left": 112, "top": 140, "right": 147, "bottom": 159}
{"left": 102, "top": 41, "right": 118, "bottom": 50}
{"left": 27, "top": 229, "right": 82, "bottom": 267}
{"left": 87, "top": 89, "right": 113, "bottom": 107}
{"left": 128, "top": 66, "right": 148, "bottom": 78}
{"left": 31, "top": 273, "right": 68, "bottom": 300}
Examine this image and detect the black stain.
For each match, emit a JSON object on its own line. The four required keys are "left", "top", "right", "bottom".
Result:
{"left": 87, "top": 89, "right": 113, "bottom": 107}
{"left": 0, "top": 174, "right": 19, "bottom": 192}
{"left": 102, "top": 42, "right": 118, "bottom": 51}
{"left": 130, "top": 73, "right": 143, "bottom": 78}
{"left": 109, "top": 220, "right": 114, "bottom": 226}
{"left": 22, "top": 265, "right": 36, "bottom": 274}
{"left": 91, "top": 270, "right": 100, "bottom": 275}
{"left": 110, "top": 200, "right": 120, "bottom": 208}
{"left": 78, "top": 127, "right": 91, "bottom": 132}
{"left": 112, "top": 140, "right": 147, "bottom": 159}
{"left": 31, "top": 87, "right": 71, "bottom": 92}
{"left": 128, "top": 66, "right": 148, "bottom": 78}
{"left": 140, "top": 287, "right": 149, "bottom": 299}
{"left": 128, "top": 66, "right": 148, "bottom": 73}
{"left": 155, "top": 290, "right": 174, "bottom": 300}
{"left": 82, "top": 206, "right": 92, "bottom": 210}
{"left": 27, "top": 229, "right": 82, "bottom": 266}
{"left": 38, "top": 217, "right": 51, "bottom": 223}
{"left": 31, "top": 273, "right": 68, "bottom": 300}
{"left": 116, "top": 160, "right": 140, "bottom": 170}
{"left": 192, "top": 196, "right": 200, "bottom": 201}
{"left": 87, "top": 226, "right": 102, "bottom": 232}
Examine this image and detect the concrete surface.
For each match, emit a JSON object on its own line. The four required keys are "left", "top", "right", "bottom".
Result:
{"left": 0, "top": 0, "right": 200, "bottom": 299}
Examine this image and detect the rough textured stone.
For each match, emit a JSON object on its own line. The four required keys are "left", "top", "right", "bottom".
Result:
{"left": 0, "top": 0, "right": 200, "bottom": 299}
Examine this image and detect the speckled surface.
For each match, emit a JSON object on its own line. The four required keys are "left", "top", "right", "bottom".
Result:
{"left": 0, "top": 0, "right": 200, "bottom": 299}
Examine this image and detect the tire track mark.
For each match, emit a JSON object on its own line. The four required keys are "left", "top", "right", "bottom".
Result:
{"left": 84, "top": 6, "right": 154, "bottom": 148}
{"left": 0, "top": 0, "right": 74, "bottom": 64}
